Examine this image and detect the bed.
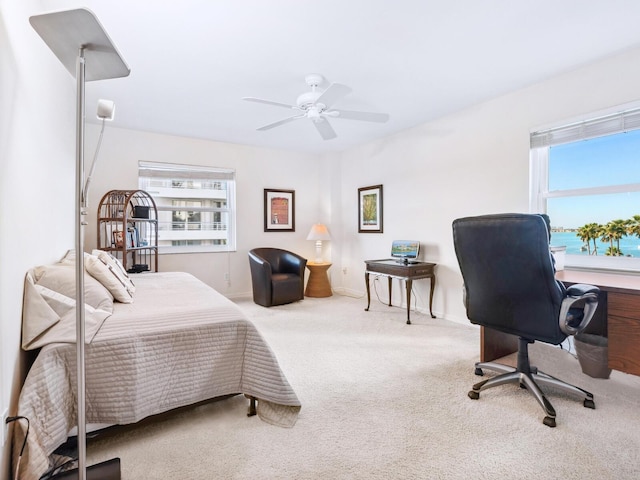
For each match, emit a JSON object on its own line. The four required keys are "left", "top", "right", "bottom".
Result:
{"left": 13, "top": 255, "right": 301, "bottom": 480}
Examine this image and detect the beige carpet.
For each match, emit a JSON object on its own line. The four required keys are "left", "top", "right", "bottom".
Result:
{"left": 85, "top": 294, "right": 640, "bottom": 479}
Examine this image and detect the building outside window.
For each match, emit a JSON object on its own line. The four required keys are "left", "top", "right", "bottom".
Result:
{"left": 530, "top": 106, "right": 640, "bottom": 272}
{"left": 138, "top": 161, "right": 236, "bottom": 253}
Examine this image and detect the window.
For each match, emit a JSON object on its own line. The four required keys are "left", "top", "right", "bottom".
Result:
{"left": 530, "top": 107, "right": 640, "bottom": 272}
{"left": 138, "top": 161, "right": 236, "bottom": 253}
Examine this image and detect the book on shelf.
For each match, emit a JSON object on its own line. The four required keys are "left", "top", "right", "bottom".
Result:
{"left": 127, "top": 226, "right": 139, "bottom": 248}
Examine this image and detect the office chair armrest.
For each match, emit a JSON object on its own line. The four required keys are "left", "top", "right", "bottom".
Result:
{"left": 559, "top": 284, "right": 600, "bottom": 336}
{"left": 565, "top": 283, "right": 599, "bottom": 297}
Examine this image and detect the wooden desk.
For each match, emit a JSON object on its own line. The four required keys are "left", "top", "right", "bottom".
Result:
{"left": 481, "top": 270, "right": 640, "bottom": 376}
{"left": 364, "top": 259, "right": 436, "bottom": 324}
{"left": 305, "top": 262, "right": 332, "bottom": 298}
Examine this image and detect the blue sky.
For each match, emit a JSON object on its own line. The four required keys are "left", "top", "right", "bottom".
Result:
{"left": 547, "top": 130, "right": 640, "bottom": 228}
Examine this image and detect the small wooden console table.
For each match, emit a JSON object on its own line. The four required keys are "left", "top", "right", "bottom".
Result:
{"left": 364, "top": 259, "right": 436, "bottom": 324}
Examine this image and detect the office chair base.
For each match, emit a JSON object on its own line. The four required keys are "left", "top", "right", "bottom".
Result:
{"left": 470, "top": 361, "right": 595, "bottom": 427}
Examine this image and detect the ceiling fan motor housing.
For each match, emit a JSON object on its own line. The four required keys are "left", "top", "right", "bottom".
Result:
{"left": 297, "top": 91, "right": 325, "bottom": 111}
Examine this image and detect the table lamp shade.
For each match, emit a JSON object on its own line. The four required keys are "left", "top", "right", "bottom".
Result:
{"left": 307, "top": 224, "right": 331, "bottom": 263}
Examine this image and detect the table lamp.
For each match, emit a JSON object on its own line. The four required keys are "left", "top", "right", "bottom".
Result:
{"left": 307, "top": 223, "right": 331, "bottom": 263}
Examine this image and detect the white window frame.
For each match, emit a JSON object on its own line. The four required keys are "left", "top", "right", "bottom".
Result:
{"left": 530, "top": 105, "right": 640, "bottom": 273}
{"left": 139, "top": 161, "right": 236, "bottom": 254}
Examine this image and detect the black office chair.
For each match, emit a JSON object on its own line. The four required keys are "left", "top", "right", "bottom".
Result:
{"left": 248, "top": 248, "right": 307, "bottom": 307}
{"left": 452, "top": 213, "right": 599, "bottom": 427}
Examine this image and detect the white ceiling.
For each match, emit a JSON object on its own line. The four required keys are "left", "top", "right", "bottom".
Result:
{"left": 39, "top": 0, "right": 640, "bottom": 154}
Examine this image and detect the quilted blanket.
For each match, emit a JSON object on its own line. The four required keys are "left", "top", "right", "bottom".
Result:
{"left": 13, "top": 272, "right": 300, "bottom": 480}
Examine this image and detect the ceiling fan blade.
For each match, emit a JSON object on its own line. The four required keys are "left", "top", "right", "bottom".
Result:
{"left": 243, "top": 97, "right": 297, "bottom": 110}
{"left": 257, "top": 114, "right": 305, "bottom": 131}
{"left": 313, "top": 118, "right": 337, "bottom": 140}
{"left": 315, "top": 83, "right": 352, "bottom": 109}
{"left": 330, "top": 109, "right": 390, "bottom": 123}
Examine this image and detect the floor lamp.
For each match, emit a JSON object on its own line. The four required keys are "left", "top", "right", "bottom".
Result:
{"left": 30, "top": 9, "right": 129, "bottom": 480}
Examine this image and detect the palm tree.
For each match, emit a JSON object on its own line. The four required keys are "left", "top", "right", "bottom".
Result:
{"left": 627, "top": 214, "right": 640, "bottom": 239}
{"left": 606, "top": 246, "right": 623, "bottom": 256}
{"left": 576, "top": 225, "right": 592, "bottom": 255}
{"left": 602, "top": 219, "right": 629, "bottom": 256}
{"left": 577, "top": 222, "right": 602, "bottom": 255}
{"left": 586, "top": 223, "right": 603, "bottom": 255}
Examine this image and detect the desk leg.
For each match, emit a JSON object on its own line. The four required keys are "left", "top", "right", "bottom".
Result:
{"left": 364, "top": 272, "right": 371, "bottom": 311}
{"left": 429, "top": 275, "right": 436, "bottom": 318}
{"left": 406, "top": 279, "right": 412, "bottom": 324}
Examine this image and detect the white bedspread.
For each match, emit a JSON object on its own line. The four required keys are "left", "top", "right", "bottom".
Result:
{"left": 14, "top": 272, "right": 301, "bottom": 480}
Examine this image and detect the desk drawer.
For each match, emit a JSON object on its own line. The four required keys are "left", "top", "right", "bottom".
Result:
{"left": 413, "top": 267, "right": 434, "bottom": 276}
{"left": 608, "top": 292, "right": 640, "bottom": 376}
{"left": 366, "top": 263, "right": 434, "bottom": 277}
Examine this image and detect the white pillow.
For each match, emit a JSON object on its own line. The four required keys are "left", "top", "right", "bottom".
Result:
{"left": 32, "top": 261, "right": 114, "bottom": 311}
{"left": 86, "top": 251, "right": 136, "bottom": 303}
{"left": 92, "top": 250, "right": 136, "bottom": 290}
{"left": 22, "top": 262, "right": 114, "bottom": 350}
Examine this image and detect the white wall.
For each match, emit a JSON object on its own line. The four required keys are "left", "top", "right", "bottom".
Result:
{"left": 332, "top": 46, "right": 640, "bottom": 325}
{"left": 1, "top": 0, "right": 76, "bottom": 475}
{"left": 83, "top": 125, "right": 324, "bottom": 296}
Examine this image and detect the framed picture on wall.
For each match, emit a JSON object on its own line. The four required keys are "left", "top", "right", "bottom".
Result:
{"left": 358, "top": 184, "right": 383, "bottom": 233}
{"left": 264, "top": 189, "right": 295, "bottom": 232}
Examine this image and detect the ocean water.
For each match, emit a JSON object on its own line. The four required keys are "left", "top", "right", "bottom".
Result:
{"left": 551, "top": 231, "right": 640, "bottom": 257}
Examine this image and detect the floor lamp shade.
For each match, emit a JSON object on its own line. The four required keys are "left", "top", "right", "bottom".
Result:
{"left": 307, "top": 224, "right": 331, "bottom": 263}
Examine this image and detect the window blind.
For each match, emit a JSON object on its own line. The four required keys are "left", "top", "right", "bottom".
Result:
{"left": 138, "top": 161, "right": 234, "bottom": 180}
{"left": 530, "top": 108, "right": 640, "bottom": 148}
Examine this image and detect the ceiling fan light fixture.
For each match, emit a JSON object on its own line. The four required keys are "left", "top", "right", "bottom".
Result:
{"left": 307, "top": 106, "right": 321, "bottom": 120}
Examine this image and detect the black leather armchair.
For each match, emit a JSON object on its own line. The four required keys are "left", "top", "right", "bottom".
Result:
{"left": 248, "top": 248, "right": 307, "bottom": 307}
{"left": 452, "top": 213, "right": 599, "bottom": 427}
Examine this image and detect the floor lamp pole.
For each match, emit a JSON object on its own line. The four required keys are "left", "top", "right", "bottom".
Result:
{"left": 30, "top": 9, "right": 130, "bottom": 479}
{"left": 74, "top": 46, "right": 87, "bottom": 480}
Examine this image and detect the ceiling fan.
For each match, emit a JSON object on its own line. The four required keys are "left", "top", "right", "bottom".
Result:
{"left": 243, "top": 73, "right": 390, "bottom": 140}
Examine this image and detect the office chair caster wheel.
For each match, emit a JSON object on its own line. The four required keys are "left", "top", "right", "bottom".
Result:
{"left": 474, "top": 367, "right": 483, "bottom": 376}
{"left": 584, "top": 398, "right": 595, "bottom": 409}
{"left": 543, "top": 416, "right": 556, "bottom": 428}
{"left": 468, "top": 390, "right": 480, "bottom": 400}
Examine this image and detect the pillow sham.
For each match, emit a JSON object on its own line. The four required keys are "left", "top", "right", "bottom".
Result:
{"left": 22, "top": 263, "right": 114, "bottom": 350}
{"left": 86, "top": 251, "right": 135, "bottom": 303}
{"left": 32, "top": 261, "right": 114, "bottom": 312}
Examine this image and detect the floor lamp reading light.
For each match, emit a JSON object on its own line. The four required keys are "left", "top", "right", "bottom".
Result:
{"left": 30, "top": 8, "right": 130, "bottom": 480}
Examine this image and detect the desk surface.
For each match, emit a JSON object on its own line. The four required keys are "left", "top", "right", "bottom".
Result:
{"left": 365, "top": 259, "right": 425, "bottom": 266}
{"left": 556, "top": 270, "right": 640, "bottom": 293}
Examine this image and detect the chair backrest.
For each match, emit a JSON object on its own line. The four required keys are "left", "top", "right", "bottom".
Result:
{"left": 452, "top": 213, "right": 566, "bottom": 345}
{"left": 249, "top": 247, "right": 306, "bottom": 274}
